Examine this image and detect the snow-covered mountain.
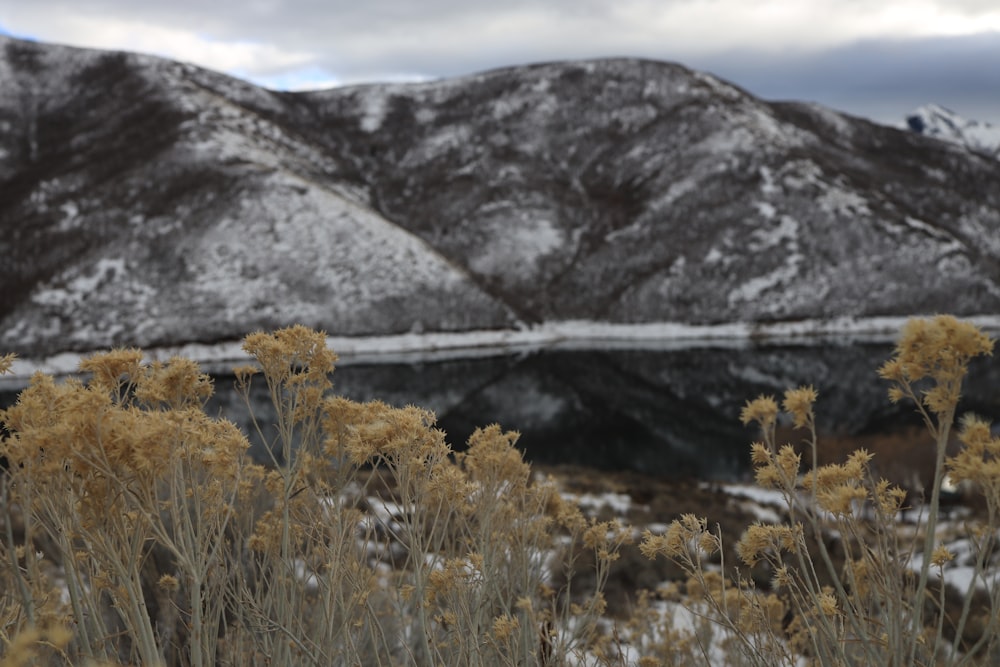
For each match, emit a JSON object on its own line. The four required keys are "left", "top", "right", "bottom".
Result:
{"left": 2, "top": 35, "right": 1000, "bottom": 356}
{"left": 905, "top": 104, "right": 1000, "bottom": 159}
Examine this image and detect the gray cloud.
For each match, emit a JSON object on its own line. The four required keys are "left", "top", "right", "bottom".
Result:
{"left": 691, "top": 32, "right": 1000, "bottom": 123}
{"left": 303, "top": 28, "right": 1000, "bottom": 125}
{"left": 2, "top": 2, "right": 998, "bottom": 124}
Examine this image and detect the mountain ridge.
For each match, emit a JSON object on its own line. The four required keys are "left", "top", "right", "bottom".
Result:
{"left": 2, "top": 36, "right": 999, "bottom": 356}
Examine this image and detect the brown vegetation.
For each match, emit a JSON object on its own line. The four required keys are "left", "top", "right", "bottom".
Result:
{"left": 1, "top": 316, "right": 999, "bottom": 666}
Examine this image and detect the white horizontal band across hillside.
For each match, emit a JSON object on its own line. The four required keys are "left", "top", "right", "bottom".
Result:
{"left": 5, "top": 315, "right": 1000, "bottom": 385}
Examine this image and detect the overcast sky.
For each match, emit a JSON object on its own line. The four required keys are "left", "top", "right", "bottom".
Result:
{"left": 1, "top": 1, "right": 998, "bottom": 125}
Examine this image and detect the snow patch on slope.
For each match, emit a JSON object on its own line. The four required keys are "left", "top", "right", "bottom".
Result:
{"left": 727, "top": 261, "right": 801, "bottom": 306}
{"left": 468, "top": 214, "right": 565, "bottom": 276}
{"left": 359, "top": 89, "right": 390, "bottom": 132}
{"left": 818, "top": 186, "right": 871, "bottom": 217}
{"left": 759, "top": 166, "right": 780, "bottom": 195}
{"left": 807, "top": 103, "right": 854, "bottom": 139}
{"left": 730, "top": 215, "right": 803, "bottom": 305}
{"left": 32, "top": 258, "right": 128, "bottom": 308}
{"left": 184, "top": 172, "right": 495, "bottom": 325}
{"left": 748, "top": 215, "right": 798, "bottom": 252}
{"left": 753, "top": 202, "right": 776, "bottom": 219}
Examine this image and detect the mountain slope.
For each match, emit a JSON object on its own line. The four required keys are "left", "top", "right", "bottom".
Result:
{"left": 0, "top": 37, "right": 515, "bottom": 354}
{"left": 2, "top": 37, "right": 1000, "bottom": 356}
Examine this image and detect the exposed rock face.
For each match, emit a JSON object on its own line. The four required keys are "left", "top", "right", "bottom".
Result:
{"left": 2, "top": 36, "right": 999, "bottom": 355}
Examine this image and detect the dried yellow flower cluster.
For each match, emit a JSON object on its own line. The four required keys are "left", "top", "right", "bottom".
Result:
{"left": 782, "top": 385, "right": 818, "bottom": 429}
{"left": 879, "top": 315, "right": 993, "bottom": 421}
{"left": 740, "top": 394, "right": 780, "bottom": 430}
{"left": 3, "top": 316, "right": 997, "bottom": 666}
{"left": 0, "top": 353, "right": 15, "bottom": 375}
{"left": 929, "top": 544, "right": 955, "bottom": 568}
{"left": 736, "top": 523, "right": 801, "bottom": 567}
{"left": 742, "top": 386, "right": 817, "bottom": 490}
{"left": 751, "top": 442, "right": 802, "bottom": 490}
{"left": 742, "top": 386, "right": 817, "bottom": 432}
{"left": 0, "top": 623, "right": 75, "bottom": 667}
{"left": 242, "top": 324, "right": 337, "bottom": 390}
{"left": 948, "top": 414, "right": 1000, "bottom": 508}
{"left": 330, "top": 399, "right": 444, "bottom": 467}
{"left": 683, "top": 570, "right": 786, "bottom": 637}
{"left": 426, "top": 556, "right": 482, "bottom": 603}
{"left": 2, "top": 353, "right": 248, "bottom": 526}
{"left": 640, "top": 513, "right": 719, "bottom": 561}
{"left": 800, "top": 449, "right": 874, "bottom": 517}
{"left": 491, "top": 613, "right": 520, "bottom": 642}
{"left": 638, "top": 316, "right": 1000, "bottom": 667}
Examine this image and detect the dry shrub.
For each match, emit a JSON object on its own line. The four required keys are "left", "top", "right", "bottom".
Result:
{"left": 0, "top": 328, "right": 626, "bottom": 666}
{"left": 641, "top": 315, "right": 1000, "bottom": 666}
{"left": 4, "top": 317, "right": 1000, "bottom": 667}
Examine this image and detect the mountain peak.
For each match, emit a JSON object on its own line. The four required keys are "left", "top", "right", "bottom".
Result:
{"left": 905, "top": 104, "right": 1000, "bottom": 158}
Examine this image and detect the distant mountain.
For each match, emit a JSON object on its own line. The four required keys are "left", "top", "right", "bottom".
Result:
{"left": 905, "top": 104, "right": 1000, "bottom": 159}
{"left": 2, "top": 36, "right": 1000, "bottom": 357}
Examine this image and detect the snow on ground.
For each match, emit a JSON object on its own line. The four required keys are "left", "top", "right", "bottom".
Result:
{"left": 727, "top": 259, "right": 802, "bottom": 306}
{"left": 753, "top": 201, "right": 776, "bottom": 220}
{"left": 723, "top": 479, "right": 1000, "bottom": 599}
{"left": 467, "top": 214, "right": 566, "bottom": 276}
{"left": 358, "top": 88, "right": 390, "bottom": 132}
{"left": 759, "top": 166, "right": 780, "bottom": 195}
{"left": 563, "top": 490, "right": 637, "bottom": 516}
{"left": 747, "top": 215, "right": 798, "bottom": 253}
{"left": 817, "top": 184, "right": 872, "bottom": 217}
{"left": 904, "top": 520, "right": 1000, "bottom": 595}
{"left": 31, "top": 258, "right": 128, "bottom": 308}
{"left": 727, "top": 213, "right": 803, "bottom": 306}
{"left": 808, "top": 103, "right": 854, "bottom": 139}
{"left": 716, "top": 484, "right": 787, "bottom": 524}
{"left": 900, "top": 216, "right": 961, "bottom": 244}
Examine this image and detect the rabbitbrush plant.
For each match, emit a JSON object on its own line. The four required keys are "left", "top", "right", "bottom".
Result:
{"left": 3, "top": 317, "right": 1000, "bottom": 666}
{"left": 0, "top": 327, "right": 626, "bottom": 666}
{"left": 640, "top": 315, "right": 1000, "bottom": 666}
